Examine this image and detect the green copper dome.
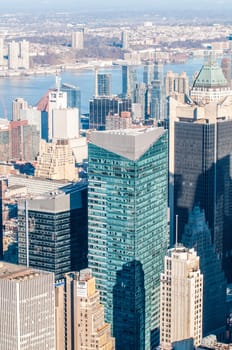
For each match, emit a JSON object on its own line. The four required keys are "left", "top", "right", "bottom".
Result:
{"left": 192, "top": 58, "right": 229, "bottom": 89}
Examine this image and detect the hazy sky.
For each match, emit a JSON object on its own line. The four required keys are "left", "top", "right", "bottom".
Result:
{"left": 1, "top": 0, "right": 232, "bottom": 13}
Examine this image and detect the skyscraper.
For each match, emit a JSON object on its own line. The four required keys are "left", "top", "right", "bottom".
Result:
{"left": 58, "top": 268, "right": 115, "bottom": 350}
{"left": 169, "top": 59, "right": 232, "bottom": 281}
{"left": 18, "top": 181, "right": 88, "bottom": 280}
{"left": 160, "top": 246, "right": 203, "bottom": 349}
{"left": 52, "top": 108, "right": 79, "bottom": 139}
{"left": 122, "top": 65, "right": 137, "bottom": 98}
{"left": 8, "top": 40, "right": 29, "bottom": 70}
{"left": 121, "top": 30, "right": 129, "bottom": 50}
{"left": 35, "top": 139, "right": 77, "bottom": 181}
{"left": 72, "top": 29, "right": 84, "bottom": 50}
{"left": 61, "top": 83, "right": 81, "bottom": 111}
{"left": 143, "top": 62, "right": 154, "bottom": 86}
{"left": 96, "top": 73, "right": 112, "bottom": 97}
{"left": 182, "top": 206, "right": 227, "bottom": 337}
{"left": 0, "top": 262, "right": 55, "bottom": 350}
{"left": 190, "top": 56, "right": 232, "bottom": 103}
{"left": 150, "top": 80, "right": 165, "bottom": 121}
{"left": 88, "top": 127, "right": 168, "bottom": 349}
{"left": 89, "top": 96, "right": 131, "bottom": 130}
{"left": 12, "top": 97, "right": 29, "bottom": 121}
{"left": 48, "top": 89, "right": 67, "bottom": 140}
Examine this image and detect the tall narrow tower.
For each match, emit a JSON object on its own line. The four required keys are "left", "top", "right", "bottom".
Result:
{"left": 88, "top": 127, "right": 168, "bottom": 349}
{"left": 160, "top": 246, "right": 203, "bottom": 349}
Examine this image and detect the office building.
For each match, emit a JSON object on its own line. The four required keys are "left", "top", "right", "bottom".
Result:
{"left": 160, "top": 246, "right": 203, "bottom": 349}
{"left": 190, "top": 56, "right": 232, "bottom": 103}
{"left": 165, "top": 71, "right": 189, "bottom": 101}
{"left": 150, "top": 80, "right": 165, "bottom": 121}
{"left": 72, "top": 29, "right": 84, "bottom": 50}
{"left": 88, "top": 127, "right": 168, "bottom": 349}
{"left": 19, "top": 39, "right": 30, "bottom": 70}
{"left": 89, "top": 96, "right": 131, "bottom": 130}
{"left": 96, "top": 73, "right": 112, "bottom": 97}
{"left": 105, "top": 111, "right": 132, "bottom": 130}
{"left": 182, "top": 206, "right": 227, "bottom": 337}
{"left": 143, "top": 62, "right": 154, "bottom": 85}
{"left": 52, "top": 108, "right": 79, "bottom": 139}
{"left": 134, "top": 82, "right": 146, "bottom": 120}
{"left": 169, "top": 84, "right": 232, "bottom": 282}
{"left": 0, "top": 118, "right": 39, "bottom": 162}
{"left": 57, "top": 269, "right": 115, "bottom": 350}
{"left": 9, "top": 120, "right": 40, "bottom": 161}
{"left": 61, "top": 83, "right": 81, "bottom": 111}
{"left": 18, "top": 181, "right": 88, "bottom": 280}
{"left": 35, "top": 139, "right": 77, "bottom": 181}
{"left": 122, "top": 65, "right": 137, "bottom": 98}
{"left": 8, "top": 40, "right": 29, "bottom": 70}
{"left": 12, "top": 97, "right": 28, "bottom": 121}
{"left": 154, "top": 62, "right": 164, "bottom": 82}
{"left": 121, "top": 30, "right": 129, "bottom": 50}
{"left": 8, "top": 174, "right": 71, "bottom": 197}
{"left": 19, "top": 107, "right": 42, "bottom": 135}
{"left": 0, "top": 262, "right": 55, "bottom": 350}
{"left": 48, "top": 89, "right": 67, "bottom": 140}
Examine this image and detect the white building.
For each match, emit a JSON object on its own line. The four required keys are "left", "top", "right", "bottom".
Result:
{"left": 48, "top": 90, "right": 67, "bottom": 140}
{"left": 0, "top": 262, "right": 55, "bottom": 350}
{"left": 160, "top": 246, "right": 203, "bottom": 349}
{"left": 71, "top": 30, "right": 84, "bottom": 50}
{"left": 8, "top": 40, "right": 29, "bottom": 70}
{"left": 12, "top": 97, "right": 29, "bottom": 121}
{"left": 52, "top": 108, "right": 79, "bottom": 139}
{"left": 20, "top": 107, "right": 42, "bottom": 135}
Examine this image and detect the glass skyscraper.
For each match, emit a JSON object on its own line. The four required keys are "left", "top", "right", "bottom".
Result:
{"left": 88, "top": 128, "right": 168, "bottom": 349}
{"left": 18, "top": 181, "right": 88, "bottom": 280}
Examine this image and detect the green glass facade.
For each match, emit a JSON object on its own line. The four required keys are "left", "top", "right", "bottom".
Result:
{"left": 88, "top": 129, "right": 168, "bottom": 349}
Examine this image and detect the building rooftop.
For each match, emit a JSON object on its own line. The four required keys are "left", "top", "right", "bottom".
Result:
{"left": 90, "top": 127, "right": 165, "bottom": 161}
{"left": 192, "top": 57, "right": 229, "bottom": 89}
{"left": 0, "top": 261, "right": 49, "bottom": 281}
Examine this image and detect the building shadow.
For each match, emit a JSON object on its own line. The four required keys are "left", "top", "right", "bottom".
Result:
{"left": 113, "top": 260, "right": 145, "bottom": 350}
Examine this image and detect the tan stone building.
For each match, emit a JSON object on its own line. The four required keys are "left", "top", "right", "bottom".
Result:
{"left": 160, "top": 246, "right": 203, "bottom": 349}
{"left": 56, "top": 268, "right": 115, "bottom": 350}
{"left": 35, "top": 139, "right": 77, "bottom": 181}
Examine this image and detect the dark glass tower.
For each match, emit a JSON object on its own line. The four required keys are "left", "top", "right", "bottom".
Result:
{"left": 18, "top": 181, "right": 88, "bottom": 280}
{"left": 170, "top": 106, "right": 232, "bottom": 282}
{"left": 89, "top": 96, "right": 131, "bottom": 130}
{"left": 88, "top": 128, "right": 168, "bottom": 349}
{"left": 96, "top": 73, "right": 112, "bottom": 97}
{"left": 182, "top": 206, "right": 227, "bottom": 338}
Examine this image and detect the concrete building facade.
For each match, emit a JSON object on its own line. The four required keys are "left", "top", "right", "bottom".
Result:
{"left": 18, "top": 181, "right": 88, "bottom": 280}
{"left": 160, "top": 247, "right": 203, "bottom": 349}
{"left": 56, "top": 269, "right": 115, "bottom": 350}
{"left": 0, "top": 262, "right": 55, "bottom": 350}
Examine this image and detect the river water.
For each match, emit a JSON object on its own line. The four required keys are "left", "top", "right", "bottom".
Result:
{"left": 0, "top": 58, "right": 204, "bottom": 119}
